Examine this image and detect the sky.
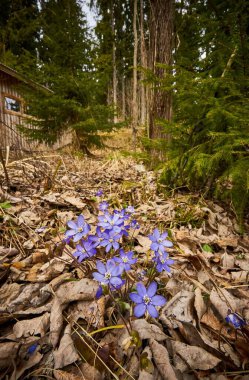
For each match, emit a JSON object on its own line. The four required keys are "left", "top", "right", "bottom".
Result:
{"left": 82, "top": 2, "right": 97, "bottom": 28}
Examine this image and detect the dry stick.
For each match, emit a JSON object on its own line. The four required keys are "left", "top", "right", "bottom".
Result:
{"left": 68, "top": 316, "right": 136, "bottom": 380}
{"left": 0, "top": 148, "right": 10, "bottom": 187}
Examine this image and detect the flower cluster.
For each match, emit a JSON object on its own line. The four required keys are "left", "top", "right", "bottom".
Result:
{"left": 64, "top": 191, "right": 174, "bottom": 319}
{"left": 148, "top": 228, "right": 174, "bottom": 273}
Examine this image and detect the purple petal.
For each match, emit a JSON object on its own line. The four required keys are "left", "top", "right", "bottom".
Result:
{"left": 96, "top": 261, "right": 106, "bottom": 274}
{"left": 147, "top": 282, "right": 157, "bottom": 297}
{"left": 129, "top": 293, "right": 143, "bottom": 304}
{"left": 67, "top": 221, "right": 77, "bottom": 229}
{"left": 151, "top": 242, "right": 159, "bottom": 251}
{"left": 106, "top": 259, "right": 116, "bottom": 272}
{"left": 112, "top": 264, "right": 124, "bottom": 276}
{"left": 77, "top": 215, "right": 85, "bottom": 227}
{"left": 147, "top": 304, "right": 158, "bottom": 318}
{"left": 110, "top": 277, "right": 123, "bottom": 287}
{"left": 65, "top": 230, "right": 76, "bottom": 237}
{"left": 73, "top": 232, "right": 83, "bottom": 242}
{"left": 163, "top": 241, "right": 173, "bottom": 248}
{"left": 93, "top": 272, "right": 105, "bottom": 283}
{"left": 151, "top": 295, "right": 166, "bottom": 306}
{"left": 136, "top": 283, "right": 147, "bottom": 297}
{"left": 134, "top": 303, "right": 146, "bottom": 318}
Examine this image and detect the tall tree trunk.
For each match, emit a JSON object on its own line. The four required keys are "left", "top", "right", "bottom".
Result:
{"left": 122, "top": 75, "right": 126, "bottom": 119}
{"left": 140, "top": 0, "right": 146, "bottom": 125}
{"left": 132, "top": 0, "right": 138, "bottom": 145}
{"left": 111, "top": 1, "right": 118, "bottom": 123}
{"left": 148, "top": 0, "right": 174, "bottom": 142}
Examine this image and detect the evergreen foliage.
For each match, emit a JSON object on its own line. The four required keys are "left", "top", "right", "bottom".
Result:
{"left": 20, "top": 0, "right": 121, "bottom": 150}
{"left": 160, "top": 0, "right": 249, "bottom": 224}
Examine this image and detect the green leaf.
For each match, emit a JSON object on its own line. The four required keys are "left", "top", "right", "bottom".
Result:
{"left": 0, "top": 202, "right": 12, "bottom": 210}
{"left": 202, "top": 244, "right": 213, "bottom": 253}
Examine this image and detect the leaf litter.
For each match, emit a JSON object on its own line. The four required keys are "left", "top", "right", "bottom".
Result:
{"left": 0, "top": 152, "right": 249, "bottom": 379}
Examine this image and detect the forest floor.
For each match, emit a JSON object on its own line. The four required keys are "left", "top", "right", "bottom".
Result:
{"left": 0, "top": 129, "right": 249, "bottom": 380}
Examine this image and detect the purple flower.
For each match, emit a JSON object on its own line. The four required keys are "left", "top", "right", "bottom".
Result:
{"left": 73, "top": 240, "right": 97, "bottom": 262}
{"left": 99, "top": 201, "right": 109, "bottom": 212}
{"left": 114, "top": 249, "right": 137, "bottom": 271}
{"left": 225, "top": 310, "right": 247, "bottom": 329}
{"left": 88, "top": 227, "right": 104, "bottom": 247}
{"left": 27, "top": 343, "right": 38, "bottom": 356}
{"left": 125, "top": 206, "right": 135, "bottom": 214}
{"left": 93, "top": 259, "right": 124, "bottom": 288}
{"left": 65, "top": 215, "right": 91, "bottom": 242}
{"left": 130, "top": 219, "right": 140, "bottom": 230}
{"left": 154, "top": 252, "right": 174, "bottom": 273}
{"left": 148, "top": 228, "right": 173, "bottom": 253}
{"left": 129, "top": 282, "right": 166, "bottom": 318}
{"left": 99, "top": 230, "right": 121, "bottom": 253}
{"left": 98, "top": 212, "right": 124, "bottom": 233}
{"left": 96, "top": 189, "right": 104, "bottom": 197}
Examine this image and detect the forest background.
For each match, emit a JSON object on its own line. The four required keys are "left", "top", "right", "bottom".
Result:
{"left": 0, "top": 0, "right": 248, "bottom": 225}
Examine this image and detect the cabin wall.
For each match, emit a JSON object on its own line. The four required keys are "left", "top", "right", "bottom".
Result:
{"left": 0, "top": 71, "right": 73, "bottom": 155}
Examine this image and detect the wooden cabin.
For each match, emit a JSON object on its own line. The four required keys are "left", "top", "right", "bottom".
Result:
{"left": 0, "top": 63, "right": 72, "bottom": 154}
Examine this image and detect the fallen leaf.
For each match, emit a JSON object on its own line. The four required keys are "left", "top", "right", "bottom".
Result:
{"left": 53, "top": 324, "right": 79, "bottom": 369}
{"left": 150, "top": 339, "right": 178, "bottom": 380}
{"left": 171, "top": 340, "right": 221, "bottom": 370}
{"left": 0, "top": 342, "right": 19, "bottom": 369}
{"left": 54, "top": 369, "right": 86, "bottom": 380}
{"left": 210, "top": 288, "right": 237, "bottom": 318}
{"left": 194, "top": 288, "right": 207, "bottom": 321}
{"left": 13, "top": 312, "right": 50, "bottom": 338}
{"left": 160, "top": 290, "right": 195, "bottom": 328}
{"left": 134, "top": 235, "right": 151, "bottom": 252}
{"left": 10, "top": 351, "right": 43, "bottom": 380}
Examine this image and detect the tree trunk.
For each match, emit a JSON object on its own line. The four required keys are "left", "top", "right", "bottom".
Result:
{"left": 111, "top": 1, "right": 118, "bottom": 124}
{"left": 148, "top": 0, "right": 174, "bottom": 142}
{"left": 140, "top": 0, "right": 146, "bottom": 125}
{"left": 132, "top": 0, "right": 138, "bottom": 146}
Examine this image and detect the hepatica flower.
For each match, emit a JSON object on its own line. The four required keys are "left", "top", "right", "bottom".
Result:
{"left": 99, "top": 201, "right": 109, "bottom": 212}
{"left": 98, "top": 212, "right": 124, "bottom": 233}
{"left": 130, "top": 282, "right": 166, "bottom": 318}
{"left": 225, "top": 310, "right": 247, "bottom": 329}
{"left": 73, "top": 240, "right": 97, "bottom": 262}
{"left": 65, "top": 215, "right": 90, "bottom": 242}
{"left": 96, "top": 189, "right": 104, "bottom": 197}
{"left": 148, "top": 228, "right": 173, "bottom": 253}
{"left": 114, "top": 249, "right": 137, "bottom": 271}
{"left": 93, "top": 259, "right": 124, "bottom": 288}
{"left": 154, "top": 252, "right": 174, "bottom": 273}
{"left": 99, "top": 230, "right": 121, "bottom": 253}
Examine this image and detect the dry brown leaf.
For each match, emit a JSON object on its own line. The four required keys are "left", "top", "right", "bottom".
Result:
{"left": 134, "top": 235, "right": 151, "bottom": 252}
{"left": 69, "top": 297, "right": 105, "bottom": 328}
{"left": 120, "top": 319, "right": 167, "bottom": 349}
{"left": 7, "top": 283, "right": 42, "bottom": 312}
{"left": 54, "top": 369, "right": 86, "bottom": 380}
{"left": 210, "top": 288, "right": 237, "bottom": 318}
{"left": 150, "top": 339, "right": 178, "bottom": 380}
{"left": 50, "top": 279, "right": 98, "bottom": 347}
{"left": 18, "top": 210, "right": 40, "bottom": 226}
{"left": 0, "top": 342, "right": 19, "bottom": 369}
{"left": 221, "top": 252, "right": 235, "bottom": 270}
{"left": 60, "top": 193, "right": 86, "bottom": 209}
{"left": 171, "top": 340, "right": 221, "bottom": 370}
{"left": 160, "top": 290, "right": 195, "bottom": 328}
{"left": 10, "top": 351, "right": 43, "bottom": 380}
{"left": 13, "top": 312, "right": 50, "bottom": 338}
{"left": 194, "top": 288, "right": 207, "bottom": 321}
{"left": 79, "top": 363, "right": 104, "bottom": 380}
{"left": 53, "top": 324, "right": 79, "bottom": 369}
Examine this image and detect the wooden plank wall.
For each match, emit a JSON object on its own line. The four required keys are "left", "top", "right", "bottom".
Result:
{"left": 0, "top": 71, "right": 73, "bottom": 156}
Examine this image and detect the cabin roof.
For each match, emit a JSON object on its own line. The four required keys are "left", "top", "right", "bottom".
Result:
{"left": 0, "top": 62, "right": 53, "bottom": 93}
